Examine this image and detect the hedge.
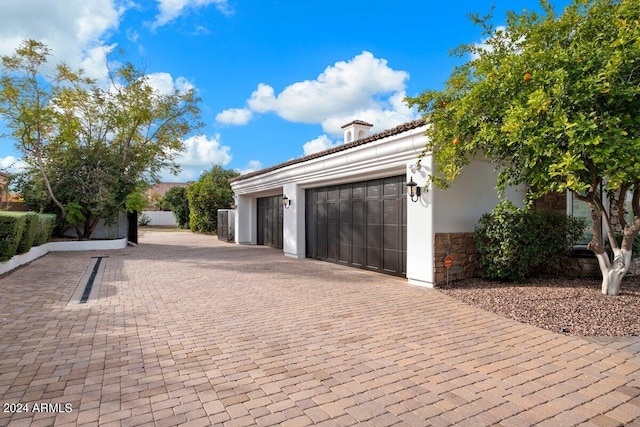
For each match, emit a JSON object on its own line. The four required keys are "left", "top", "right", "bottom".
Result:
{"left": 16, "top": 212, "right": 39, "bottom": 255}
{"left": 0, "top": 212, "right": 57, "bottom": 262}
{"left": 33, "top": 214, "right": 56, "bottom": 247}
{"left": 0, "top": 212, "right": 27, "bottom": 262}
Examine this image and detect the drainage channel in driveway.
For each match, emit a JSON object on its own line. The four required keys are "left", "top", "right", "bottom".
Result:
{"left": 69, "top": 256, "right": 107, "bottom": 305}
{"left": 79, "top": 257, "right": 103, "bottom": 303}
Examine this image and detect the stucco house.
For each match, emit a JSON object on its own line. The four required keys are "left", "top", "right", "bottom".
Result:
{"left": 229, "top": 119, "right": 524, "bottom": 287}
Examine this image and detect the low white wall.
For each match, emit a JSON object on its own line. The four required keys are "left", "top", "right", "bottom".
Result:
{"left": 142, "top": 211, "right": 177, "bottom": 227}
{"left": 0, "top": 238, "right": 128, "bottom": 276}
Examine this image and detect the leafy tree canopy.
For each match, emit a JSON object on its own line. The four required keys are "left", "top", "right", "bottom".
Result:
{"left": 164, "top": 186, "right": 190, "bottom": 229}
{"left": 188, "top": 165, "right": 239, "bottom": 234}
{"left": 0, "top": 40, "right": 203, "bottom": 238}
{"left": 406, "top": 0, "right": 640, "bottom": 295}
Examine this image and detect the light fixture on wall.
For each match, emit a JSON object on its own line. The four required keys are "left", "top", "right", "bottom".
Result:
{"left": 407, "top": 177, "right": 421, "bottom": 202}
{"left": 282, "top": 195, "right": 291, "bottom": 208}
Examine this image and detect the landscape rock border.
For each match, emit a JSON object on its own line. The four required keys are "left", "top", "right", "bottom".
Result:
{"left": 438, "top": 275, "right": 640, "bottom": 337}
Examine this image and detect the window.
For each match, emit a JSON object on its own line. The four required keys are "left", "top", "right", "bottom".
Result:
{"left": 623, "top": 189, "right": 634, "bottom": 225}
{"left": 569, "top": 192, "right": 594, "bottom": 245}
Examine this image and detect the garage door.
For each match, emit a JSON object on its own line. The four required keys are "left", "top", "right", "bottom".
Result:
{"left": 305, "top": 176, "right": 407, "bottom": 277}
{"left": 257, "top": 195, "right": 283, "bottom": 249}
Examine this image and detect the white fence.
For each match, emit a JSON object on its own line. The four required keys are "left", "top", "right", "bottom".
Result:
{"left": 141, "top": 211, "right": 178, "bottom": 227}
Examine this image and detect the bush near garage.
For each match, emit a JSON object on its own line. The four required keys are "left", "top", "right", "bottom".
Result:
{"left": 474, "top": 201, "right": 585, "bottom": 282}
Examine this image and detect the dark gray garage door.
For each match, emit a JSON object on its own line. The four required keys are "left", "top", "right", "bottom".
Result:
{"left": 306, "top": 176, "right": 407, "bottom": 277}
{"left": 257, "top": 195, "right": 283, "bottom": 249}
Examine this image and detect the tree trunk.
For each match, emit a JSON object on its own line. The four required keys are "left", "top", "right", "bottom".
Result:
{"left": 594, "top": 248, "right": 631, "bottom": 296}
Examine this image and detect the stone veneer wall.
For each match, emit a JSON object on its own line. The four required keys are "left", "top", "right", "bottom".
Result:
{"left": 533, "top": 192, "right": 601, "bottom": 277}
{"left": 433, "top": 233, "right": 478, "bottom": 285}
{"left": 433, "top": 193, "right": 638, "bottom": 283}
{"left": 533, "top": 192, "right": 566, "bottom": 213}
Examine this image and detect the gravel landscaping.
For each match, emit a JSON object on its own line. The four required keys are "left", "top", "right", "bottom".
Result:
{"left": 438, "top": 275, "right": 640, "bottom": 337}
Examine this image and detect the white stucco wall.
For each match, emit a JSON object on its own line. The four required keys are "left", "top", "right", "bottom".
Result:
{"left": 432, "top": 159, "right": 526, "bottom": 233}
{"left": 234, "top": 194, "right": 257, "bottom": 244}
{"left": 282, "top": 183, "right": 306, "bottom": 259}
{"left": 405, "top": 156, "right": 435, "bottom": 286}
{"left": 142, "top": 211, "right": 178, "bottom": 227}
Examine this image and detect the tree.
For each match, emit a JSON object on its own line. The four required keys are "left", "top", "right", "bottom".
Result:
{"left": 406, "top": 0, "right": 640, "bottom": 295}
{"left": 0, "top": 40, "right": 202, "bottom": 238}
{"left": 164, "top": 186, "right": 190, "bottom": 229}
{"left": 188, "top": 165, "right": 238, "bottom": 233}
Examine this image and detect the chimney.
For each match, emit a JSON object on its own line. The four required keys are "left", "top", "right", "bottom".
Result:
{"left": 341, "top": 120, "right": 373, "bottom": 144}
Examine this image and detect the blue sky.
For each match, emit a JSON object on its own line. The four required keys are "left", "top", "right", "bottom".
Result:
{"left": 0, "top": 0, "right": 573, "bottom": 182}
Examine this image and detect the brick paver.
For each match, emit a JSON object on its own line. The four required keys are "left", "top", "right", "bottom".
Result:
{"left": 1, "top": 230, "right": 639, "bottom": 426}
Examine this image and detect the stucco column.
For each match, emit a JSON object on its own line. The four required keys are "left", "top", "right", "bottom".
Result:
{"left": 234, "top": 194, "right": 256, "bottom": 244}
{"left": 283, "top": 183, "right": 306, "bottom": 259}
{"left": 406, "top": 159, "right": 435, "bottom": 287}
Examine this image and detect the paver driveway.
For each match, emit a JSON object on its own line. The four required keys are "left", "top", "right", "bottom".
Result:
{"left": 1, "top": 230, "right": 639, "bottom": 426}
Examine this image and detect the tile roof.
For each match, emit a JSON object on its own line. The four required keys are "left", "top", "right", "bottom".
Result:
{"left": 146, "top": 182, "right": 190, "bottom": 199}
{"left": 341, "top": 120, "right": 373, "bottom": 128}
{"left": 230, "top": 118, "right": 426, "bottom": 183}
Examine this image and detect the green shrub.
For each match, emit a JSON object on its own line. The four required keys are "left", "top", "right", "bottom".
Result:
{"left": 164, "top": 186, "right": 190, "bottom": 229}
{"left": 474, "top": 201, "right": 585, "bottom": 282}
{"left": 16, "top": 212, "right": 39, "bottom": 254}
{"left": 33, "top": 214, "right": 56, "bottom": 246}
{"left": 0, "top": 212, "right": 27, "bottom": 262}
{"left": 188, "top": 166, "right": 238, "bottom": 233}
{"left": 138, "top": 213, "right": 151, "bottom": 226}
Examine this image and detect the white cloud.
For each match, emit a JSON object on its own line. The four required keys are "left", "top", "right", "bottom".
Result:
{"left": 216, "top": 108, "right": 253, "bottom": 126}
{"left": 224, "top": 51, "right": 419, "bottom": 145}
{"left": 247, "top": 83, "right": 278, "bottom": 114}
{"left": 247, "top": 51, "right": 409, "bottom": 124}
{"left": 0, "top": 0, "right": 126, "bottom": 82}
{"left": 163, "top": 133, "right": 232, "bottom": 182}
{"left": 321, "top": 91, "right": 417, "bottom": 135}
{"left": 177, "top": 134, "right": 231, "bottom": 167}
{"left": 302, "top": 135, "right": 340, "bottom": 156}
{"left": 238, "top": 160, "right": 263, "bottom": 174}
{"left": 0, "top": 156, "right": 27, "bottom": 173}
{"left": 153, "top": 0, "right": 232, "bottom": 28}
{"left": 144, "top": 72, "right": 195, "bottom": 95}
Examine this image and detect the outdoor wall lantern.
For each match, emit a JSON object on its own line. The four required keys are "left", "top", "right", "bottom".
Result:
{"left": 407, "top": 177, "right": 421, "bottom": 202}
{"left": 282, "top": 194, "right": 291, "bottom": 208}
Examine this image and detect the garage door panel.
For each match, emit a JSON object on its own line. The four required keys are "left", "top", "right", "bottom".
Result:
{"left": 383, "top": 199, "right": 399, "bottom": 223}
{"left": 352, "top": 182, "right": 365, "bottom": 198}
{"left": 383, "top": 249, "right": 401, "bottom": 274}
{"left": 352, "top": 244, "right": 365, "bottom": 267}
{"left": 328, "top": 186, "right": 339, "bottom": 201}
{"left": 383, "top": 225, "right": 401, "bottom": 250}
{"left": 367, "top": 180, "right": 381, "bottom": 198}
{"left": 257, "top": 195, "right": 283, "bottom": 249}
{"left": 383, "top": 178, "right": 400, "bottom": 196}
{"left": 340, "top": 186, "right": 350, "bottom": 200}
{"left": 306, "top": 175, "right": 406, "bottom": 277}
